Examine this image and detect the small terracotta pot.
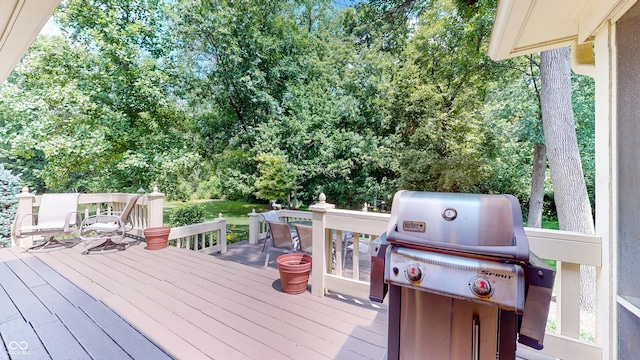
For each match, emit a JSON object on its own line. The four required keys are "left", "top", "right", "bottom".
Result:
{"left": 143, "top": 226, "right": 171, "bottom": 250}
{"left": 277, "top": 253, "right": 312, "bottom": 294}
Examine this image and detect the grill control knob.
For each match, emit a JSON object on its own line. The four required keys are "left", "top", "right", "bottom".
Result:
{"left": 470, "top": 277, "right": 492, "bottom": 297}
{"left": 406, "top": 264, "right": 422, "bottom": 282}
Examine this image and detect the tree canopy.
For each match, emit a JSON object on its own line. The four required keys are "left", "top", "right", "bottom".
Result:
{"left": 0, "top": 0, "right": 595, "bottom": 215}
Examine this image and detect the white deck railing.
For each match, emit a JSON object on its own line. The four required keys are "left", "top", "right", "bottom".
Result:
{"left": 245, "top": 197, "right": 604, "bottom": 360}
{"left": 13, "top": 187, "right": 164, "bottom": 247}
{"left": 12, "top": 187, "right": 227, "bottom": 255}
{"left": 168, "top": 216, "right": 227, "bottom": 255}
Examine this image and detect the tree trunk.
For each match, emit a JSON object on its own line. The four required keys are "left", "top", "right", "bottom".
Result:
{"left": 540, "top": 47, "right": 595, "bottom": 312}
{"left": 527, "top": 143, "right": 546, "bottom": 228}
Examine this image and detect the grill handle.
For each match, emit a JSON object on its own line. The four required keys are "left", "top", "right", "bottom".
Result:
{"left": 386, "top": 229, "right": 530, "bottom": 262}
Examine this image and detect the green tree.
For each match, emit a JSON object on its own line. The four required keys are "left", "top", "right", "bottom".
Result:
{"left": 251, "top": 5, "right": 400, "bottom": 208}
{"left": 0, "top": 165, "right": 21, "bottom": 246}
{"left": 389, "top": 0, "right": 501, "bottom": 193}
{"left": 0, "top": 1, "right": 206, "bottom": 198}
{"left": 254, "top": 153, "right": 298, "bottom": 205}
{"left": 168, "top": 0, "right": 311, "bottom": 199}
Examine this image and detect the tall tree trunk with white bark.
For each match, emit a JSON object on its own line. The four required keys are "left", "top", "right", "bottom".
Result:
{"left": 540, "top": 47, "right": 595, "bottom": 312}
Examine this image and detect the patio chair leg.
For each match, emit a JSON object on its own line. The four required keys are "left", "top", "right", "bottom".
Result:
{"left": 83, "top": 238, "right": 128, "bottom": 255}
{"left": 27, "top": 236, "right": 78, "bottom": 252}
{"left": 264, "top": 243, "right": 271, "bottom": 268}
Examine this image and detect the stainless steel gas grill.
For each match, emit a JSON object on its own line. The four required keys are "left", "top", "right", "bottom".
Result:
{"left": 370, "top": 191, "right": 555, "bottom": 360}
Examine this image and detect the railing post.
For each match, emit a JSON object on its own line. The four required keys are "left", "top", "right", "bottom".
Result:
{"left": 248, "top": 209, "right": 260, "bottom": 245}
{"left": 309, "top": 193, "right": 335, "bottom": 297}
{"left": 146, "top": 186, "right": 165, "bottom": 228}
{"left": 218, "top": 213, "right": 227, "bottom": 253}
{"left": 14, "top": 187, "right": 35, "bottom": 247}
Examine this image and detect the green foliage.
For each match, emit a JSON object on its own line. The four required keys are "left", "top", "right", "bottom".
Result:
{"left": 389, "top": 0, "right": 501, "bottom": 193}
{"left": 0, "top": 0, "right": 595, "bottom": 220}
{"left": 0, "top": 165, "right": 21, "bottom": 246}
{"left": 254, "top": 153, "right": 298, "bottom": 203}
{"left": 168, "top": 202, "right": 205, "bottom": 227}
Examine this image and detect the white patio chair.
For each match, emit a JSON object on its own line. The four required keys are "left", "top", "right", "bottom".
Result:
{"left": 79, "top": 194, "right": 142, "bottom": 254}
{"left": 16, "top": 193, "right": 82, "bottom": 252}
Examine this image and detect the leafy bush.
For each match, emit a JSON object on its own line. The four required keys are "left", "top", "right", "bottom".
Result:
{"left": 168, "top": 203, "right": 205, "bottom": 226}
{"left": 193, "top": 177, "right": 222, "bottom": 200}
{"left": 0, "top": 165, "right": 21, "bottom": 247}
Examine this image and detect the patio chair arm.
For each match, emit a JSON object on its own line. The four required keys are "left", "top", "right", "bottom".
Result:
{"left": 80, "top": 214, "right": 120, "bottom": 228}
{"left": 15, "top": 213, "right": 38, "bottom": 237}
{"left": 64, "top": 211, "right": 83, "bottom": 233}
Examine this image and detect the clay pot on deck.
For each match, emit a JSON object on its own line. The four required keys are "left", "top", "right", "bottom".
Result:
{"left": 277, "top": 253, "right": 312, "bottom": 294}
{"left": 143, "top": 227, "right": 171, "bottom": 250}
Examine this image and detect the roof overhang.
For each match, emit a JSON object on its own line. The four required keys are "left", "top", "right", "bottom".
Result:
{"left": 488, "top": 0, "right": 638, "bottom": 61}
{"left": 0, "top": 0, "right": 61, "bottom": 83}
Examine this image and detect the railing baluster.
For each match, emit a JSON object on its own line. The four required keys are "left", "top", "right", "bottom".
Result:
{"left": 352, "top": 232, "right": 360, "bottom": 280}
{"left": 557, "top": 261, "right": 581, "bottom": 338}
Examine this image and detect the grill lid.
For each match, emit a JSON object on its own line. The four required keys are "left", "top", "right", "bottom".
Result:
{"left": 386, "top": 191, "right": 529, "bottom": 261}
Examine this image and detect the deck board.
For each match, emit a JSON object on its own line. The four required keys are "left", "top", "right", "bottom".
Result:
{"left": 103, "top": 254, "right": 323, "bottom": 359}
{"left": 32, "top": 319, "right": 91, "bottom": 360}
{"left": 49, "top": 249, "right": 247, "bottom": 360}
{"left": 0, "top": 246, "right": 174, "bottom": 360}
{"left": 0, "top": 238, "right": 546, "bottom": 360}
{"left": 11, "top": 242, "right": 387, "bottom": 360}
{"left": 0, "top": 260, "right": 58, "bottom": 327}
{"left": 0, "top": 318, "right": 50, "bottom": 359}
{"left": 29, "top": 284, "right": 131, "bottom": 359}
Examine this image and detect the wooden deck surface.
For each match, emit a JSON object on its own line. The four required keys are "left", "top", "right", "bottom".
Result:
{"left": 0, "top": 237, "right": 549, "bottom": 360}
{"left": 216, "top": 240, "right": 550, "bottom": 360}
{"left": 0, "top": 241, "right": 387, "bottom": 359}
{"left": 0, "top": 245, "right": 171, "bottom": 359}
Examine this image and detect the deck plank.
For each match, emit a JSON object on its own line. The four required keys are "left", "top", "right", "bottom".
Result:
{"left": 0, "top": 286, "right": 22, "bottom": 325}
{"left": 10, "top": 242, "right": 388, "bottom": 360}
{"left": 44, "top": 247, "right": 252, "bottom": 360}
{"left": 7, "top": 249, "right": 172, "bottom": 360}
{"left": 0, "top": 250, "right": 48, "bottom": 288}
{"left": 94, "top": 251, "right": 317, "bottom": 359}
{"left": 111, "top": 249, "right": 337, "bottom": 359}
{"left": 143, "top": 246, "right": 387, "bottom": 358}
{"left": 30, "top": 251, "right": 208, "bottom": 360}
{"left": 29, "top": 284, "right": 132, "bottom": 360}
{"left": 0, "top": 318, "right": 49, "bottom": 360}
{"left": 65, "top": 251, "right": 256, "bottom": 360}
{"left": 163, "top": 246, "right": 386, "bottom": 332}
{"left": 0, "top": 339, "right": 8, "bottom": 360}
{"left": 89, "top": 254, "right": 294, "bottom": 360}
{"left": 32, "top": 319, "right": 91, "bottom": 360}
{"left": 0, "top": 260, "right": 57, "bottom": 327}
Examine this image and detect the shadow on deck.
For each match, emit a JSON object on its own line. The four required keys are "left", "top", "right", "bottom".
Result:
{"left": 214, "top": 240, "right": 554, "bottom": 360}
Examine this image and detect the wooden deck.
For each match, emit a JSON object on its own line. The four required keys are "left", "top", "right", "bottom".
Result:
{"left": 0, "top": 237, "right": 552, "bottom": 360}
{"left": 217, "top": 240, "right": 553, "bottom": 360}
{"left": 0, "top": 246, "right": 171, "bottom": 359}
{"left": 0, "top": 241, "right": 387, "bottom": 359}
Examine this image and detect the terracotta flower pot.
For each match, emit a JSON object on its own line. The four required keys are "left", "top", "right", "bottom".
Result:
{"left": 143, "top": 226, "right": 171, "bottom": 250}
{"left": 277, "top": 253, "right": 312, "bottom": 294}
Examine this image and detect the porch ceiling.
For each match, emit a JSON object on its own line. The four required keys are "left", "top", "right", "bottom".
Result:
{"left": 0, "top": 0, "right": 60, "bottom": 83}
{"left": 488, "top": 0, "right": 638, "bottom": 60}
